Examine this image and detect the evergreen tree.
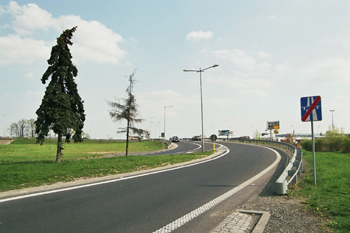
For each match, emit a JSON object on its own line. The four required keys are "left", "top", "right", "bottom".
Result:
{"left": 107, "top": 70, "right": 148, "bottom": 156}
{"left": 35, "top": 26, "right": 85, "bottom": 163}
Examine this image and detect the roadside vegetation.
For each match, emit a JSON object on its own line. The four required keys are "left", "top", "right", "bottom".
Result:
{"left": 300, "top": 128, "right": 350, "bottom": 153}
{"left": 292, "top": 131, "right": 350, "bottom": 233}
{"left": 0, "top": 138, "right": 213, "bottom": 192}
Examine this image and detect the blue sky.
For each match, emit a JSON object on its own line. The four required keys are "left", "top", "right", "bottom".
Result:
{"left": 1, "top": 1, "right": 350, "bottom": 139}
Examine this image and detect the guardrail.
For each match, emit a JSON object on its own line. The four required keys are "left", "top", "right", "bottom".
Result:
{"left": 219, "top": 138, "right": 303, "bottom": 195}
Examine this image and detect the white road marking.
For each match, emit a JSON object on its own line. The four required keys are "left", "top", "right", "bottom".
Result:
{"left": 0, "top": 144, "right": 229, "bottom": 203}
{"left": 153, "top": 146, "right": 281, "bottom": 233}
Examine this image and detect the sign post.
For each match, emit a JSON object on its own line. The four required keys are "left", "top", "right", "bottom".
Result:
{"left": 301, "top": 96, "right": 322, "bottom": 185}
{"left": 266, "top": 121, "right": 279, "bottom": 141}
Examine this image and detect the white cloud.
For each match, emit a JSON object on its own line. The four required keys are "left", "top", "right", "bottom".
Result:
{"left": 186, "top": 30, "right": 213, "bottom": 41}
{"left": 0, "top": 35, "right": 50, "bottom": 65}
{"left": 275, "top": 64, "right": 289, "bottom": 74}
{"left": 26, "top": 90, "right": 43, "bottom": 96}
{"left": 212, "top": 49, "right": 256, "bottom": 70}
{"left": 237, "top": 89, "right": 269, "bottom": 98}
{"left": 257, "top": 51, "right": 271, "bottom": 58}
{"left": 69, "top": 19, "right": 126, "bottom": 64}
{"left": 24, "top": 72, "right": 34, "bottom": 78}
{"left": 209, "top": 76, "right": 272, "bottom": 89}
{"left": 139, "top": 90, "right": 198, "bottom": 108}
{"left": 0, "top": 1, "right": 127, "bottom": 66}
{"left": 299, "top": 58, "right": 350, "bottom": 83}
{"left": 209, "top": 96, "right": 241, "bottom": 107}
{"left": 8, "top": 1, "right": 57, "bottom": 35}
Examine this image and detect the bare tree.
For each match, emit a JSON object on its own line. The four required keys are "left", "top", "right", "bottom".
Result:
{"left": 9, "top": 123, "right": 19, "bottom": 137}
{"left": 27, "top": 119, "right": 36, "bottom": 138}
{"left": 107, "top": 70, "right": 149, "bottom": 156}
{"left": 17, "top": 119, "right": 28, "bottom": 137}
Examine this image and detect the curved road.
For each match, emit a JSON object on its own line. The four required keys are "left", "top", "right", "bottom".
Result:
{"left": 0, "top": 142, "right": 283, "bottom": 233}
{"left": 145, "top": 140, "right": 221, "bottom": 156}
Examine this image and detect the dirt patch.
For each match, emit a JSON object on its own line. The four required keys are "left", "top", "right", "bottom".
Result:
{"left": 0, "top": 139, "right": 13, "bottom": 145}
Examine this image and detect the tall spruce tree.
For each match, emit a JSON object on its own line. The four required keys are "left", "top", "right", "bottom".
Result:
{"left": 107, "top": 70, "right": 148, "bottom": 156}
{"left": 35, "top": 26, "right": 85, "bottom": 163}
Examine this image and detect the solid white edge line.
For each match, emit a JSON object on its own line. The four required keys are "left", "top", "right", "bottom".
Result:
{"left": 153, "top": 146, "right": 281, "bottom": 233}
{"left": 0, "top": 144, "right": 230, "bottom": 203}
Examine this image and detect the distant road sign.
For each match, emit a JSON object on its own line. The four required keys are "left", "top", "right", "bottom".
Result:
{"left": 301, "top": 96, "right": 322, "bottom": 122}
{"left": 210, "top": 134, "right": 217, "bottom": 142}
{"left": 218, "top": 130, "right": 230, "bottom": 136}
{"left": 267, "top": 121, "right": 279, "bottom": 130}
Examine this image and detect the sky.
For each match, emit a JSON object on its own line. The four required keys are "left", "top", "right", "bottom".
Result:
{"left": 1, "top": 0, "right": 350, "bottom": 139}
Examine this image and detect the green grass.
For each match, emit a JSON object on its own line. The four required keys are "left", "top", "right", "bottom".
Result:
{"left": 0, "top": 138, "right": 214, "bottom": 192}
{"left": 0, "top": 138, "right": 165, "bottom": 162}
{"left": 291, "top": 150, "right": 350, "bottom": 233}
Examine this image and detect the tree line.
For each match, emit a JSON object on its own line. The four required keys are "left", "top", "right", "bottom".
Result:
{"left": 7, "top": 119, "right": 90, "bottom": 140}
{"left": 8, "top": 119, "right": 36, "bottom": 138}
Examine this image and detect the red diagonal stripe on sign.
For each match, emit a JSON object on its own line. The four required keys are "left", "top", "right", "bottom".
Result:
{"left": 302, "top": 96, "right": 321, "bottom": 121}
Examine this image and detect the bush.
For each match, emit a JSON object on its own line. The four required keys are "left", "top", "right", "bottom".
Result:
{"left": 301, "top": 128, "right": 350, "bottom": 153}
{"left": 300, "top": 139, "right": 312, "bottom": 151}
{"left": 342, "top": 137, "right": 350, "bottom": 153}
{"left": 324, "top": 134, "right": 343, "bottom": 152}
{"left": 315, "top": 137, "right": 327, "bottom": 152}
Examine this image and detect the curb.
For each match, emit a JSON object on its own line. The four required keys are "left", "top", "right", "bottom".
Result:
{"left": 211, "top": 209, "right": 270, "bottom": 233}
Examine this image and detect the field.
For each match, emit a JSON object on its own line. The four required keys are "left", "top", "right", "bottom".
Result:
{"left": 292, "top": 150, "right": 350, "bottom": 233}
{"left": 0, "top": 138, "right": 213, "bottom": 191}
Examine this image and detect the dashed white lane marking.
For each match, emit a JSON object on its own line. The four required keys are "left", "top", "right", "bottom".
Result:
{"left": 153, "top": 147, "right": 281, "bottom": 233}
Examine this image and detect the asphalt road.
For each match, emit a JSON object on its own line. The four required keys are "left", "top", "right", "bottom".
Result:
{"left": 145, "top": 140, "right": 215, "bottom": 156}
{"left": 0, "top": 142, "right": 281, "bottom": 233}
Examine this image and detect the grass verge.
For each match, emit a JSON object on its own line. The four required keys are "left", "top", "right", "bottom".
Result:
{"left": 290, "top": 150, "right": 350, "bottom": 233}
{"left": 0, "top": 138, "right": 214, "bottom": 192}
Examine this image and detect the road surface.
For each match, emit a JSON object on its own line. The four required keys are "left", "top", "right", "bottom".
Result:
{"left": 0, "top": 142, "right": 283, "bottom": 233}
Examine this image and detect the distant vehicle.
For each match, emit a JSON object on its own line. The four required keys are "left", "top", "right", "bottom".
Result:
{"left": 191, "top": 136, "right": 201, "bottom": 141}
{"left": 170, "top": 136, "right": 179, "bottom": 142}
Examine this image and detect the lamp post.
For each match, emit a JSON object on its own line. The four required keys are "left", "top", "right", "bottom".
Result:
{"left": 150, "top": 117, "right": 155, "bottom": 140}
{"left": 157, "top": 121, "right": 160, "bottom": 139}
{"left": 164, "top": 106, "right": 173, "bottom": 143}
{"left": 330, "top": 110, "right": 335, "bottom": 131}
{"left": 183, "top": 64, "right": 219, "bottom": 152}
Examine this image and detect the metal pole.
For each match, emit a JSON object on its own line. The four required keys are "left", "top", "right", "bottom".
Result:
{"left": 270, "top": 129, "right": 273, "bottom": 141}
{"left": 330, "top": 110, "right": 335, "bottom": 131}
{"left": 164, "top": 107, "right": 166, "bottom": 144}
{"left": 199, "top": 69, "right": 205, "bottom": 152}
{"left": 163, "top": 106, "right": 173, "bottom": 144}
{"left": 150, "top": 117, "right": 154, "bottom": 140}
{"left": 183, "top": 64, "right": 218, "bottom": 152}
{"left": 311, "top": 121, "right": 316, "bottom": 185}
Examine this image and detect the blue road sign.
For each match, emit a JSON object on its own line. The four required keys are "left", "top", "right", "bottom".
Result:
{"left": 301, "top": 96, "right": 322, "bottom": 122}
{"left": 218, "top": 130, "right": 231, "bottom": 136}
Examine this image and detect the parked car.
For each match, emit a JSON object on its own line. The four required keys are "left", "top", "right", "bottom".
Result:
{"left": 191, "top": 136, "right": 201, "bottom": 141}
{"left": 170, "top": 136, "right": 179, "bottom": 142}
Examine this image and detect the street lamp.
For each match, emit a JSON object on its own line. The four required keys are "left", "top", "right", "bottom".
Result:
{"left": 183, "top": 64, "right": 219, "bottom": 152}
{"left": 150, "top": 117, "right": 155, "bottom": 140}
{"left": 330, "top": 110, "right": 335, "bottom": 131}
{"left": 164, "top": 106, "right": 173, "bottom": 143}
